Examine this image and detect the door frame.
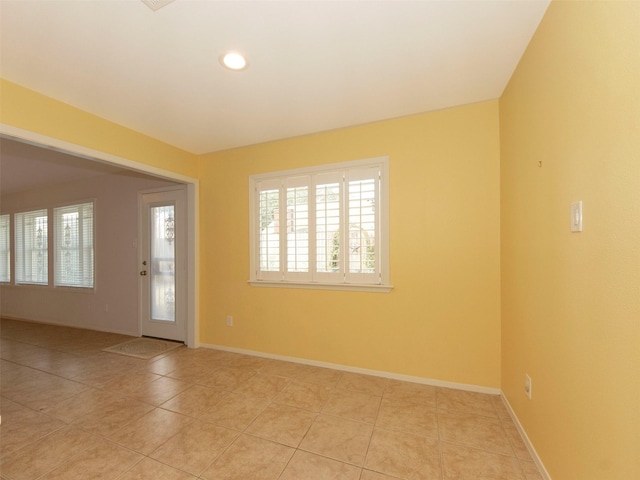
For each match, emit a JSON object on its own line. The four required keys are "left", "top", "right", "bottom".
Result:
{"left": 138, "top": 186, "right": 188, "bottom": 342}
{"left": 0, "top": 124, "right": 200, "bottom": 347}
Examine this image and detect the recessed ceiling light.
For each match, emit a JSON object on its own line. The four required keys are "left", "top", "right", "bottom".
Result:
{"left": 220, "top": 52, "right": 248, "bottom": 71}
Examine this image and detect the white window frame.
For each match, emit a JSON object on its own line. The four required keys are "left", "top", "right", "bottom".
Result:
{"left": 249, "top": 157, "right": 392, "bottom": 292}
{"left": 54, "top": 202, "right": 95, "bottom": 289}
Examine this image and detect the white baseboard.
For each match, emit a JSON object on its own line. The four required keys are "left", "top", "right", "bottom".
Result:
{"left": 200, "top": 342, "right": 501, "bottom": 395}
{"left": 500, "top": 393, "right": 552, "bottom": 480}
{"left": 0, "top": 315, "right": 138, "bottom": 338}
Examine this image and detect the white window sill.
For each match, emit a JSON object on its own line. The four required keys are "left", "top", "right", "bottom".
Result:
{"left": 2, "top": 283, "right": 95, "bottom": 293}
{"left": 248, "top": 280, "right": 393, "bottom": 293}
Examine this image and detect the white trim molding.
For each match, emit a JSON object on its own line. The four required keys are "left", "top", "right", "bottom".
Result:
{"left": 248, "top": 280, "right": 393, "bottom": 293}
{"left": 0, "top": 124, "right": 196, "bottom": 184}
{"left": 201, "top": 342, "right": 501, "bottom": 395}
{"left": 501, "top": 393, "right": 553, "bottom": 480}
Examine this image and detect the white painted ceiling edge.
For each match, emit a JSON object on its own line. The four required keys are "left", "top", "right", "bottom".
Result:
{"left": 0, "top": 0, "right": 550, "bottom": 154}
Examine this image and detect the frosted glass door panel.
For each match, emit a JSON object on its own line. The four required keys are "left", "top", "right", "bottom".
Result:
{"left": 150, "top": 205, "right": 175, "bottom": 322}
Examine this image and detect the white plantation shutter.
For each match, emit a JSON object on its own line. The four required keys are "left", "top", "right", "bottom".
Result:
{"left": 54, "top": 202, "right": 94, "bottom": 288}
{"left": 285, "top": 176, "right": 310, "bottom": 281}
{"left": 345, "top": 167, "right": 380, "bottom": 284}
{"left": 256, "top": 178, "right": 282, "bottom": 281}
{"left": 250, "top": 157, "right": 390, "bottom": 290}
{"left": 0, "top": 214, "right": 10, "bottom": 283}
{"left": 15, "top": 209, "right": 48, "bottom": 285}
{"left": 314, "top": 172, "right": 343, "bottom": 283}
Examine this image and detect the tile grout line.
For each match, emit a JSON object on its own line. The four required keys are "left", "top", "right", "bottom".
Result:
{"left": 2, "top": 319, "right": 542, "bottom": 480}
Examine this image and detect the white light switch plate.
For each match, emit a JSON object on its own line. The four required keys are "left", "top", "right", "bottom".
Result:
{"left": 571, "top": 201, "right": 583, "bottom": 232}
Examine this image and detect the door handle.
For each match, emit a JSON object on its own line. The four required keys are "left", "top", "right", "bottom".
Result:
{"left": 140, "top": 270, "right": 147, "bottom": 276}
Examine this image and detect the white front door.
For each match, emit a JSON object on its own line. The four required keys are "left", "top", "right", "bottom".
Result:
{"left": 139, "top": 187, "right": 186, "bottom": 342}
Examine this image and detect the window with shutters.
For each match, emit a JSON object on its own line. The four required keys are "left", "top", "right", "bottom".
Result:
{"left": 54, "top": 202, "right": 94, "bottom": 288}
{"left": 249, "top": 157, "right": 391, "bottom": 292}
{"left": 15, "top": 209, "right": 49, "bottom": 285}
{"left": 0, "top": 214, "right": 10, "bottom": 283}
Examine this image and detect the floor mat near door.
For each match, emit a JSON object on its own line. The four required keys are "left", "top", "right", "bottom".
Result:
{"left": 103, "top": 337, "right": 183, "bottom": 359}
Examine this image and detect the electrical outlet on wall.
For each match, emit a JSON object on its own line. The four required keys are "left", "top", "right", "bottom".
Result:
{"left": 525, "top": 374, "right": 532, "bottom": 399}
{"left": 226, "top": 315, "right": 233, "bottom": 327}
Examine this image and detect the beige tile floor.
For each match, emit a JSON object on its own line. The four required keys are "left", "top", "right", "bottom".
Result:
{"left": 0, "top": 318, "right": 543, "bottom": 480}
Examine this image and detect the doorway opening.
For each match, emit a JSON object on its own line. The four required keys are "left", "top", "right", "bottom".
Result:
{"left": 0, "top": 124, "right": 199, "bottom": 347}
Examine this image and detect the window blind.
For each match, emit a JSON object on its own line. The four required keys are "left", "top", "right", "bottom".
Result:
{"left": 15, "top": 209, "right": 48, "bottom": 285}
{"left": 54, "top": 202, "right": 94, "bottom": 288}
{"left": 0, "top": 214, "right": 10, "bottom": 283}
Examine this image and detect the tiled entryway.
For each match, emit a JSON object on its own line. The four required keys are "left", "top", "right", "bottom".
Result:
{"left": 0, "top": 318, "right": 543, "bottom": 479}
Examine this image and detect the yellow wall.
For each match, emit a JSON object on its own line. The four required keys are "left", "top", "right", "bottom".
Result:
{"left": 500, "top": 1, "right": 640, "bottom": 479}
{"left": 1, "top": 76, "right": 502, "bottom": 389}
{"left": 8, "top": 3, "right": 638, "bottom": 474}
{"left": 199, "top": 101, "right": 502, "bottom": 388}
{"left": 0, "top": 79, "right": 197, "bottom": 177}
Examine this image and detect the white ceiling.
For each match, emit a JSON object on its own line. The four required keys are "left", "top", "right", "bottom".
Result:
{"left": 0, "top": 0, "right": 550, "bottom": 155}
